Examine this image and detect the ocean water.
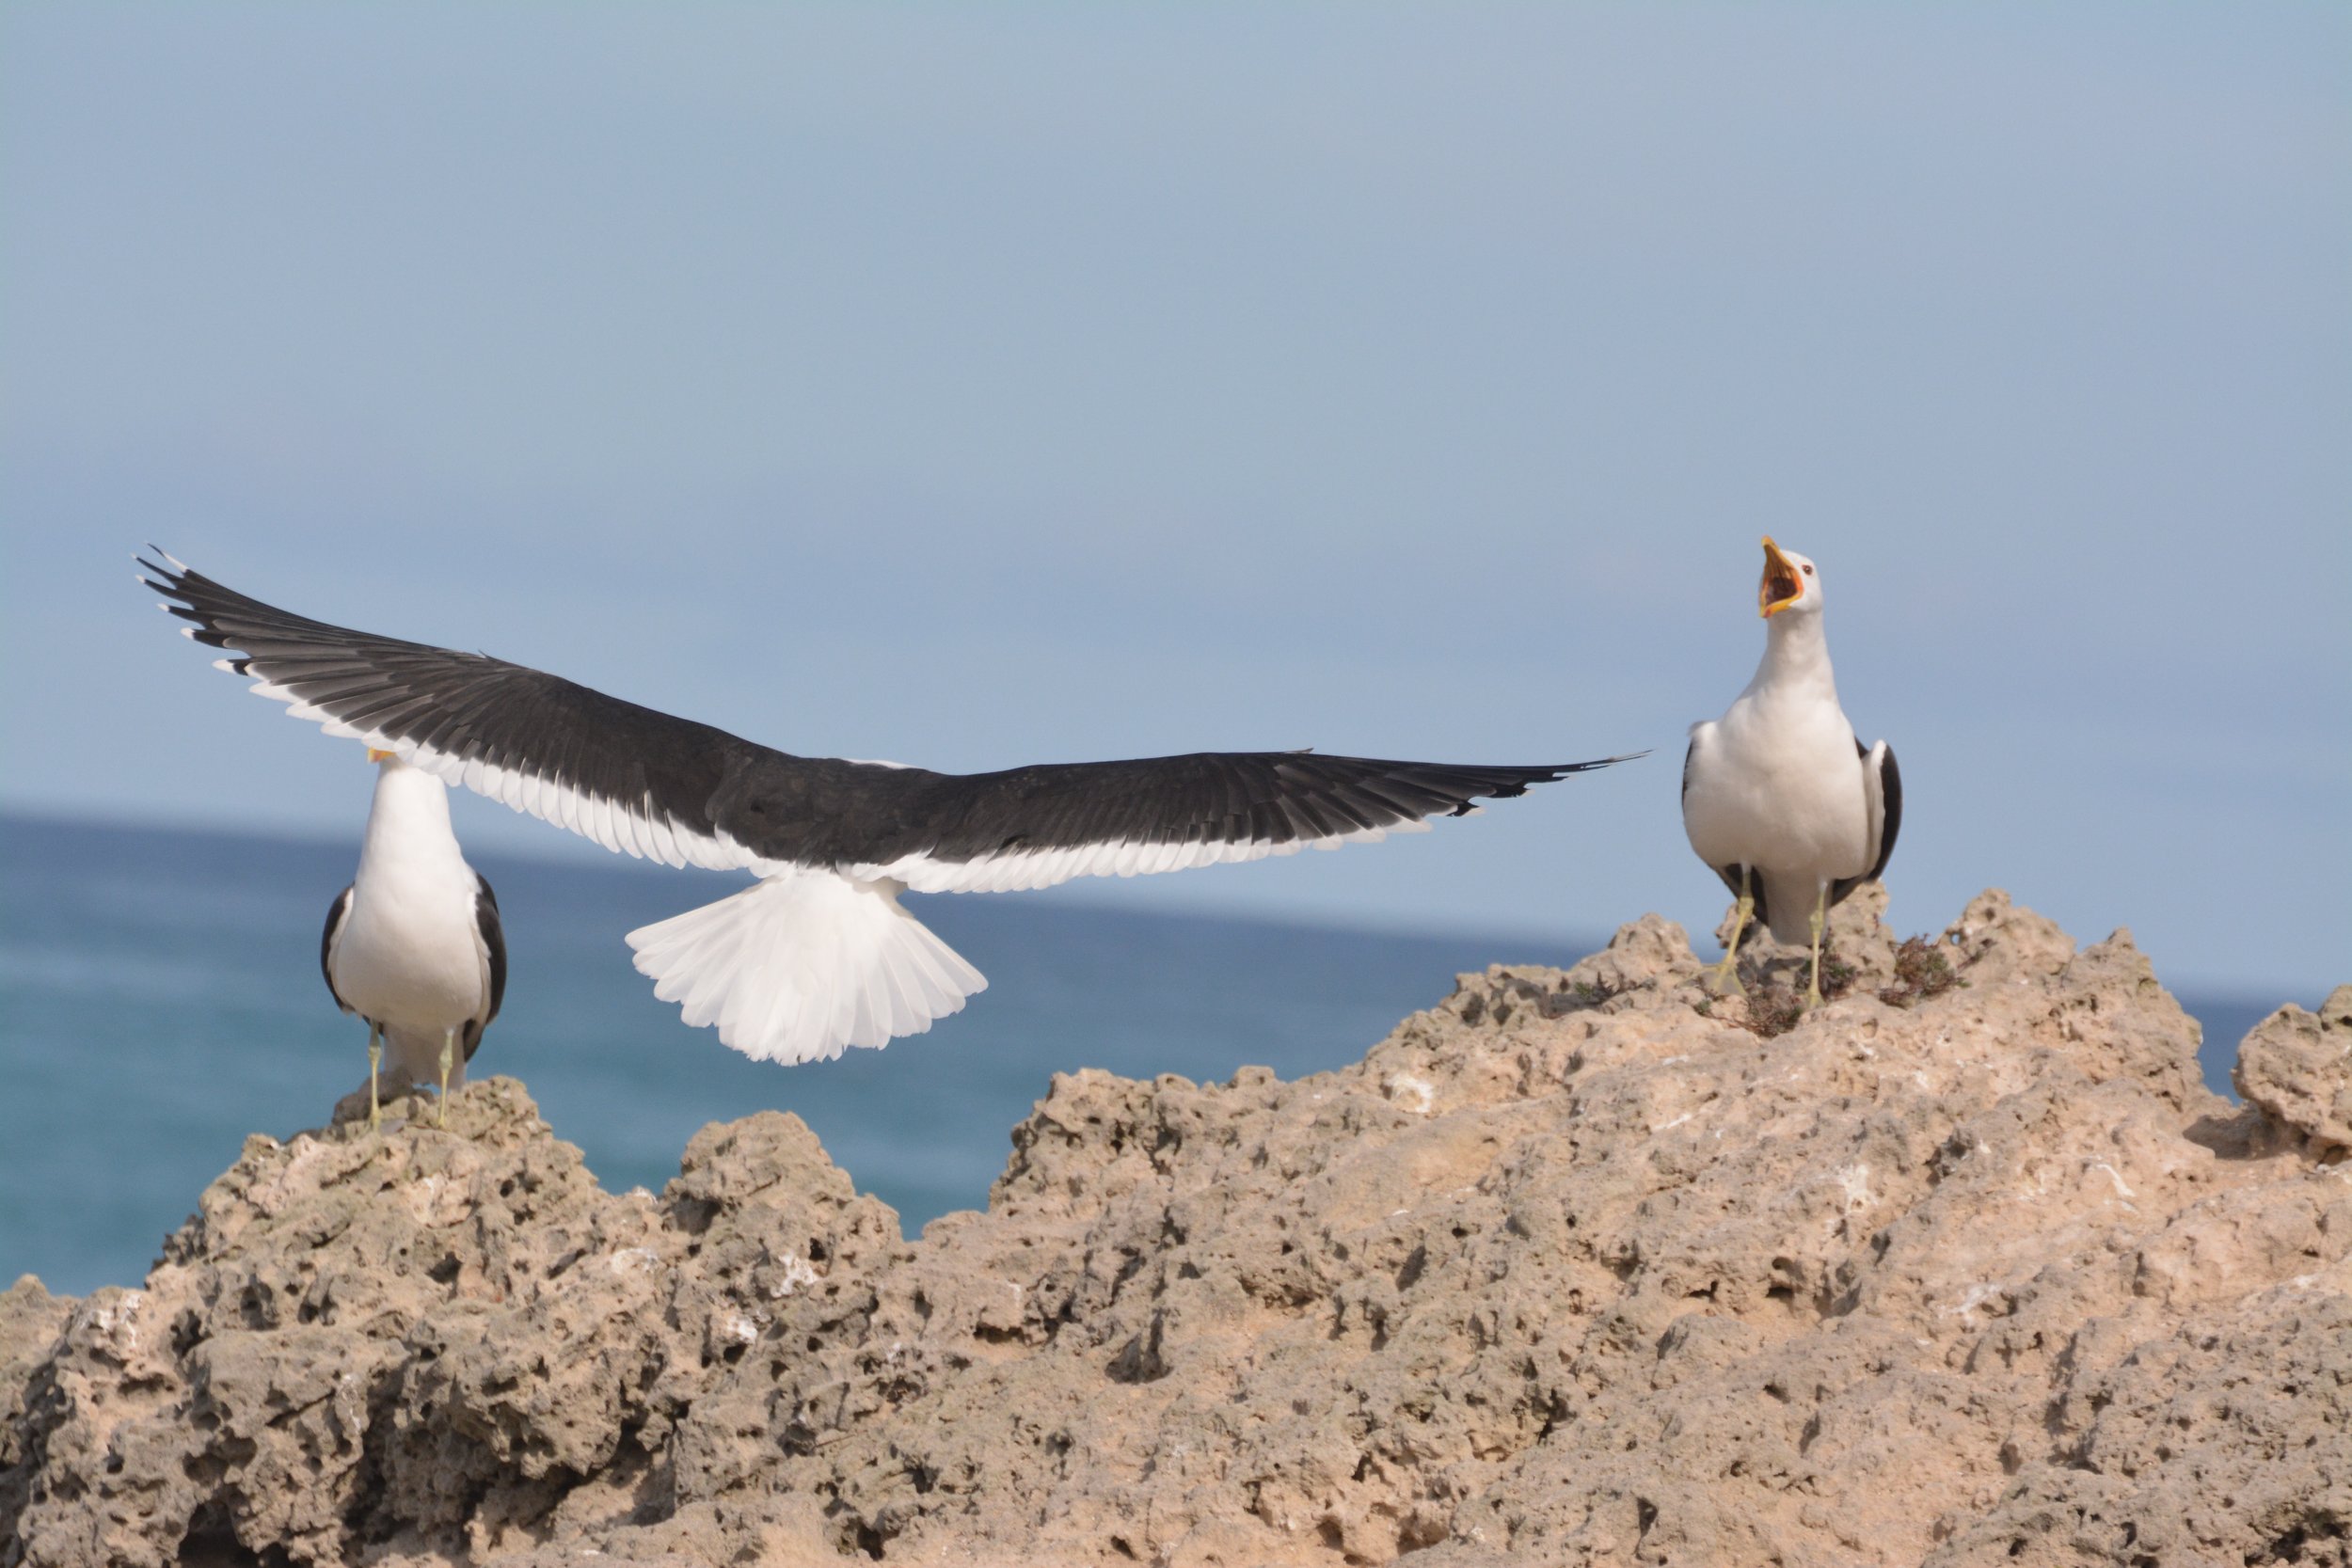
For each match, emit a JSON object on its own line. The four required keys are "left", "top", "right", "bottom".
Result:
{"left": 0, "top": 813, "right": 2276, "bottom": 1298}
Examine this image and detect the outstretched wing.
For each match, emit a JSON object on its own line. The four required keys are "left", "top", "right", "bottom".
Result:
{"left": 847, "top": 750, "right": 1618, "bottom": 893}
{"left": 144, "top": 554, "right": 1634, "bottom": 891}
{"left": 144, "top": 555, "right": 767, "bottom": 872}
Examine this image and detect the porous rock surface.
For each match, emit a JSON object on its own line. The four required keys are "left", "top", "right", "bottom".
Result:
{"left": 2235, "top": 985, "right": 2352, "bottom": 1156}
{"left": 4, "top": 891, "right": 2347, "bottom": 1567}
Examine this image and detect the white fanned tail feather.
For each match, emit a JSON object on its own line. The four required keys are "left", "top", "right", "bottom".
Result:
{"left": 625, "top": 871, "right": 987, "bottom": 1064}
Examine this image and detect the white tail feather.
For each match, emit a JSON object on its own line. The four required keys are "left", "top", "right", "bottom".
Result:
{"left": 625, "top": 871, "right": 987, "bottom": 1065}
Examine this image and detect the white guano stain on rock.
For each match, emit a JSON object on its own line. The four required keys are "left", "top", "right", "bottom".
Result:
{"left": 1938, "top": 1281, "right": 2016, "bottom": 1321}
{"left": 1383, "top": 1072, "right": 1435, "bottom": 1114}
{"left": 2088, "top": 1160, "right": 2137, "bottom": 1200}
{"left": 766, "top": 1252, "right": 821, "bottom": 1298}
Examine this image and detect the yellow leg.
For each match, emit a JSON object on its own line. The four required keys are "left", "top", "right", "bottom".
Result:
{"left": 437, "top": 1026, "right": 455, "bottom": 1129}
{"left": 367, "top": 1022, "right": 383, "bottom": 1132}
{"left": 1804, "top": 884, "right": 1830, "bottom": 1008}
{"left": 1708, "top": 868, "right": 1754, "bottom": 995}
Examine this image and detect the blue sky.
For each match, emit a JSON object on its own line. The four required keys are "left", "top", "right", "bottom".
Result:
{"left": 3, "top": 4, "right": 2345, "bottom": 998}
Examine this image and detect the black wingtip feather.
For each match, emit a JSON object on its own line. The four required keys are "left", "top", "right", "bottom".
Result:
{"left": 133, "top": 551, "right": 1645, "bottom": 883}
{"left": 142, "top": 554, "right": 213, "bottom": 637}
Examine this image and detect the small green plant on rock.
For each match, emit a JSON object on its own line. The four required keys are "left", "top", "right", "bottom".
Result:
{"left": 1730, "top": 940, "right": 1857, "bottom": 1039}
{"left": 1740, "top": 983, "right": 1807, "bottom": 1039}
{"left": 1818, "top": 951, "right": 1858, "bottom": 1000}
{"left": 1878, "top": 936, "right": 1963, "bottom": 1008}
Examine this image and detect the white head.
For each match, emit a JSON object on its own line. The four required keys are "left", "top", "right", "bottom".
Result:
{"left": 365, "top": 746, "right": 441, "bottom": 801}
{"left": 360, "top": 745, "right": 457, "bottom": 847}
{"left": 1757, "top": 536, "right": 1823, "bottom": 621}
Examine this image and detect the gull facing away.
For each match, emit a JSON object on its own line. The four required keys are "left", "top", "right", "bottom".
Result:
{"left": 1681, "top": 538, "right": 1900, "bottom": 1006}
{"left": 322, "top": 749, "right": 507, "bottom": 1129}
{"left": 142, "top": 554, "right": 1636, "bottom": 1067}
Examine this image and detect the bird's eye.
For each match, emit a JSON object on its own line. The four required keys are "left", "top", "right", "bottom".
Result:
{"left": 1802, "top": 564, "right": 1814, "bottom": 575}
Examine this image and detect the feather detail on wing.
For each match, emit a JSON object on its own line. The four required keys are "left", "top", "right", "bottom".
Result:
{"left": 144, "top": 555, "right": 1635, "bottom": 889}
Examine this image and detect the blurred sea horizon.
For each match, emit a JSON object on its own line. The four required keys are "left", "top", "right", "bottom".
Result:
{"left": 0, "top": 810, "right": 2290, "bottom": 1298}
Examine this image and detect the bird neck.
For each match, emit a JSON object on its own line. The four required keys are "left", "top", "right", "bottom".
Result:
{"left": 357, "top": 764, "right": 469, "bottom": 885}
{"left": 1746, "top": 610, "right": 1838, "bottom": 704}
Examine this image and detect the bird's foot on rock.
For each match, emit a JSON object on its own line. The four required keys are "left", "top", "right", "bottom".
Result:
{"left": 333, "top": 1075, "right": 420, "bottom": 1131}
{"left": 424, "top": 1082, "right": 474, "bottom": 1135}
{"left": 437, "top": 1031, "right": 457, "bottom": 1130}
{"left": 1705, "top": 958, "right": 1746, "bottom": 997}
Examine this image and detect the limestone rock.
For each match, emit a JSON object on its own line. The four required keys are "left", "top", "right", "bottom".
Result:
{"left": 3, "top": 893, "right": 2345, "bottom": 1568}
{"left": 2235, "top": 984, "right": 2352, "bottom": 1153}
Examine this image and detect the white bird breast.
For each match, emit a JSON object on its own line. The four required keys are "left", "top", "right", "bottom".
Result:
{"left": 1681, "top": 705, "right": 1871, "bottom": 884}
{"left": 332, "top": 767, "right": 495, "bottom": 1035}
{"left": 333, "top": 883, "right": 489, "bottom": 1030}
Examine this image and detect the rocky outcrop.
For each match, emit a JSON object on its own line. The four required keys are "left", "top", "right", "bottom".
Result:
{"left": 3, "top": 891, "right": 2346, "bottom": 1567}
{"left": 2235, "top": 985, "right": 2352, "bottom": 1156}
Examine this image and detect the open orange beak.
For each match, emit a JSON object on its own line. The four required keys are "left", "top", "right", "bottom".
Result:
{"left": 1757, "top": 536, "right": 1803, "bottom": 618}
{"left": 367, "top": 748, "right": 394, "bottom": 763}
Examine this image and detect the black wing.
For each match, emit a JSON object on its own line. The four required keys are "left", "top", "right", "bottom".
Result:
{"left": 464, "top": 873, "right": 505, "bottom": 1061}
{"left": 143, "top": 555, "right": 1634, "bottom": 886}
{"left": 850, "top": 750, "right": 1625, "bottom": 894}
{"left": 1831, "top": 740, "right": 1901, "bottom": 904}
{"left": 144, "top": 555, "right": 761, "bottom": 871}
{"left": 320, "top": 884, "right": 355, "bottom": 1014}
{"left": 1867, "top": 743, "right": 1901, "bottom": 882}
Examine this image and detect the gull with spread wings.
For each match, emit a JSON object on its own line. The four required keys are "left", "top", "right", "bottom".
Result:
{"left": 144, "top": 554, "right": 1636, "bottom": 1067}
